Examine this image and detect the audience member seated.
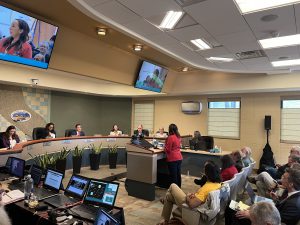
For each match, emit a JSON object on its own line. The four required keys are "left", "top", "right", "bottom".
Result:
{"left": 193, "top": 160, "right": 213, "bottom": 186}
{"left": 43, "top": 122, "right": 56, "bottom": 139}
{"left": 189, "top": 131, "right": 206, "bottom": 150}
{"left": 240, "top": 146, "right": 254, "bottom": 167}
{"left": 231, "top": 150, "right": 244, "bottom": 172}
{"left": 221, "top": 154, "right": 238, "bottom": 181}
{"left": 133, "top": 124, "right": 149, "bottom": 137}
{"left": 157, "top": 161, "right": 221, "bottom": 225}
{"left": 226, "top": 168, "right": 300, "bottom": 225}
{"left": 249, "top": 155, "right": 300, "bottom": 197}
{"left": 109, "top": 124, "right": 122, "bottom": 136}
{"left": 70, "top": 124, "right": 85, "bottom": 136}
{"left": 0, "top": 126, "right": 20, "bottom": 149}
{"left": 155, "top": 127, "right": 168, "bottom": 138}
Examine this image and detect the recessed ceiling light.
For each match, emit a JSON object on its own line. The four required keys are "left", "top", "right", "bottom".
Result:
{"left": 159, "top": 11, "right": 184, "bottom": 29}
{"left": 207, "top": 57, "right": 234, "bottom": 62}
{"left": 133, "top": 44, "right": 143, "bottom": 51}
{"left": 272, "top": 58, "right": 300, "bottom": 67}
{"left": 182, "top": 67, "right": 189, "bottom": 72}
{"left": 259, "top": 34, "right": 300, "bottom": 49}
{"left": 97, "top": 28, "right": 107, "bottom": 36}
{"left": 233, "top": 0, "right": 300, "bottom": 14}
{"left": 190, "top": 38, "right": 211, "bottom": 50}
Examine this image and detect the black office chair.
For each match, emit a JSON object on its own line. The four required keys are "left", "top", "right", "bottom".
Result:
{"left": 32, "top": 127, "right": 46, "bottom": 140}
{"left": 0, "top": 132, "right": 5, "bottom": 148}
{"left": 65, "top": 129, "right": 76, "bottom": 137}
{"left": 143, "top": 129, "right": 149, "bottom": 137}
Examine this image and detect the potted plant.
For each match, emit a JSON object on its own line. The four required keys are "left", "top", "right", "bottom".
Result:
{"left": 55, "top": 147, "right": 71, "bottom": 174}
{"left": 89, "top": 143, "right": 103, "bottom": 170}
{"left": 72, "top": 145, "right": 84, "bottom": 174}
{"left": 29, "top": 152, "right": 57, "bottom": 173}
{"left": 108, "top": 144, "right": 118, "bottom": 169}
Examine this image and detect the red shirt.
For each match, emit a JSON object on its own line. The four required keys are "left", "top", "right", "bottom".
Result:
{"left": 221, "top": 165, "right": 238, "bottom": 181}
{"left": 0, "top": 38, "right": 32, "bottom": 58}
{"left": 164, "top": 134, "right": 182, "bottom": 162}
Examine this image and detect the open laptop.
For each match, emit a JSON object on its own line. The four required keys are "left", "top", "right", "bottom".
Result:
{"left": 34, "top": 168, "right": 64, "bottom": 201}
{"left": 9, "top": 164, "right": 43, "bottom": 190}
{"left": 94, "top": 209, "right": 120, "bottom": 225}
{"left": 70, "top": 179, "right": 119, "bottom": 221}
{"left": 246, "top": 183, "right": 273, "bottom": 204}
{"left": 44, "top": 174, "right": 90, "bottom": 208}
{"left": 0, "top": 157, "right": 13, "bottom": 181}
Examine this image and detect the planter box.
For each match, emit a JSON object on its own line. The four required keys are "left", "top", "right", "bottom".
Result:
{"left": 72, "top": 156, "right": 82, "bottom": 174}
{"left": 108, "top": 153, "right": 118, "bottom": 169}
{"left": 90, "top": 153, "right": 101, "bottom": 170}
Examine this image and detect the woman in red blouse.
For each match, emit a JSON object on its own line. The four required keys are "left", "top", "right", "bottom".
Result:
{"left": 164, "top": 124, "right": 183, "bottom": 187}
{"left": 0, "top": 19, "right": 32, "bottom": 58}
{"left": 221, "top": 154, "right": 238, "bottom": 181}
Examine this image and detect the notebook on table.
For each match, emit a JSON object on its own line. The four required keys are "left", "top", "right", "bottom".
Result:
{"left": 94, "top": 209, "right": 120, "bottom": 225}
{"left": 44, "top": 174, "right": 90, "bottom": 208}
{"left": 70, "top": 179, "right": 119, "bottom": 221}
{"left": 35, "top": 168, "right": 64, "bottom": 201}
{"left": 246, "top": 183, "right": 273, "bottom": 204}
{"left": 0, "top": 189, "right": 24, "bottom": 205}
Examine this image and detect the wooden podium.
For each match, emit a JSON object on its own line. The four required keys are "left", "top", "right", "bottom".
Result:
{"left": 125, "top": 143, "right": 165, "bottom": 201}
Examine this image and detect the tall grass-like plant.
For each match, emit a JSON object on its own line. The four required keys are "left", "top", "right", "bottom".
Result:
{"left": 89, "top": 143, "right": 103, "bottom": 154}
{"left": 89, "top": 143, "right": 103, "bottom": 170}
{"left": 57, "top": 147, "right": 71, "bottom": 160}
{"left": 73, "top": 145, "right": 84, "bottom": 157}
{"left": 72, "top": 145, "right": 84, "bottom": 174}
{"left": 108, "top": 144, "right": 118, "bottom": 154}
{"left": 29, "top": 152, "right": 57, "bottom": 171}
{"left": 108, "top": 144, "right": 118, "bottom": 169}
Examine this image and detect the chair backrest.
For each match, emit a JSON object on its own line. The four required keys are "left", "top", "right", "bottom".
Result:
{"left": 0, "top": 132, "right": 5, "bottom": 148}
{"left": 236, "top": 166, "right": 250, "bottom": 197}
{"left": 65, "top": 129, "right": 75, "bottom": 137}
{"left": 197, "top": 189, "right": 220, "bottom": 222}
{"left": 231, "top": 171, "right": 243, "bottom": 200}
{"left": 219, "top": 182, "right": 230, "bottom": 217}
{"left": 223, "top": 175, "right": 236, "bottom": 200}
{"left": 32, "top": 127, "right": 45, "bottom": 140}
{"left": 248, "top": 161, "right": 256, "bottom": 177}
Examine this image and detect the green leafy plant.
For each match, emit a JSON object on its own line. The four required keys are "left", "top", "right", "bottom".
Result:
{"left": 57, "top": 147, "right": 71, "bottom": 160}
{"left": 108, "top": 144, "right": 118, "bottom": 154}
{"left": 28, "top": 152, "right": 57, "bottom": 170}
{"left": 73, "top": 145, "right": 84, "bottom": 157}
{"left": 89, "top": 143, "right": 103, "bottom": 154}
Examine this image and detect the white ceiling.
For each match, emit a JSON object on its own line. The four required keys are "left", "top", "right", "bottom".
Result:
{"left": 69, "top": 0, "right": 300, "bottom": 74}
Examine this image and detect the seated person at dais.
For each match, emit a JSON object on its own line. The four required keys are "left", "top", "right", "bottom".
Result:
{"left": 155, "top": 127, "right": 168, "bottom": 138}
{"left": 1, "top": 126, "right": 20, "bottom": 149}
{"left": 189, "top": 131, "right": 206, "bottom": 150}
{"left": 221, "top": 154, "right": 238, "bottom": 181}
{"left": 157, "top": 161, "right": 222, "bottom": 225}
{"left": 43, "top": 122, "right": 56, "bottom": 139}
{"left": 133, "top": 124, "right": 149, "bottom": 137}
{"left": 70, "top": 124, "right": 85, "bottom": 136}
{"left": 109, "top": 124, "right": 122, "bottom": 136}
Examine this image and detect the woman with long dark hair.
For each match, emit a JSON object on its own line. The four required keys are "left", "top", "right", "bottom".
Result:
{"left": 44, "top": 122, "right": 56, "bottom": 138}
{"left": 0, "top": 19, "right": 32, "bottom": 58}
{"left": 164, "top": 123, "right": 183, "bottom": 187}
{"left": 1, "top": 125, "right": 20, "bottom": 149}
{"left": 221, "top": 154, "right": 238, "bottom": 181}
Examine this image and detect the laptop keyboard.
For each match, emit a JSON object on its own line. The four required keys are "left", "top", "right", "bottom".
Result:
{"left": 45, "top": 195, "right": 78, "bottom": 208}
{"left": 70, "top": 204, "right": 100, "bottom": 221}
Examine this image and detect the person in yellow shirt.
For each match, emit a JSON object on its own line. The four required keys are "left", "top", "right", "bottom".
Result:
{"left": 157, "top": 161, "right": 222, "bottom": 225}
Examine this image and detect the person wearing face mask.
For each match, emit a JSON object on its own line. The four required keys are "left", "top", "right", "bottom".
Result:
{"left": 0, "top": 19, "right": 32, "bottom": 58}
{"left": 0, "top": 126, "right": 20, "bottom": 149}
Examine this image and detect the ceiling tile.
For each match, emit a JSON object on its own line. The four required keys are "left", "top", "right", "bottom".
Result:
{"left": 240, "top": 57, "right": 273, "bottom": 70}
{"left": 265, "top": 46, "right": 300, "bottom": 61}
{"left": 166, "top": 24, "right": 212, "bottom": 42}
{"left": 216, "top": 30, "right": 261, "bottom": 53}
{"left": 197, "top": 46, "right": 232, "bottom": 57}
{"left": 117, "top": 0, "right": 181, "bottom": 18}
{"left": 184, "top": 0, "right": 249, "bottom": 36}
{"left": 94, "top": 0, "right": 140, "bottom": 25}
{"left": 213, "top": 61, "right": 246, "bottom": 71}
{"left": 294, "top": 4, "right": 300, "bottom": 33}
{"left": 244, "top": 5, "right": 297, "bottom": 40}
{"left": 174, "top": 14, "right": 197, "bottom": 29}
{"left": 123, "top": 19, "right": 162, "bottom": 36}
{"left": 83, "top": 0, "right": 112, "bottom": 7}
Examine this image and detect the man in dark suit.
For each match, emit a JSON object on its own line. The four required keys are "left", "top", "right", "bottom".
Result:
{"left": 133, "top": 124, "right": 149, "bottom": 137}
{"left": 70, "top": 124, "right": 85, "bottom": 136}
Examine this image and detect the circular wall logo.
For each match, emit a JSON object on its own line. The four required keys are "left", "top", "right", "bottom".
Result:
{"left": 11, "top": 110, "right": 31, "bottom": 122}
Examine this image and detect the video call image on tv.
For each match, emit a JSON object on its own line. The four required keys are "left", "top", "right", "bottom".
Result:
{"left": 135, "top": 61, "right": 168, "bottom": 93}
{"left": 0, "top": 5, "right": 58, "bottom": 69}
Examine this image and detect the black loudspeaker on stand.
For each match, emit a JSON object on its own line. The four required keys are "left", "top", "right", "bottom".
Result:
{"left": 265, "top": 115, "right": 271, "bottom": 130}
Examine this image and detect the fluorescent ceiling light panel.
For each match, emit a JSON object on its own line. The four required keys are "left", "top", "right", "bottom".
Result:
{"left": 233, "top": 0, "right": 300, "bottom": 14}
{"left": 190, "top": 38, "right": 211, "bottom": 50}
{"left": 259, "top": 34, "right": 300, "bottom": 49}
{"left": 272, "top": 58, "right": 300, "bottom": 67}
{"left": 207, "top": 57, "right": 234, "bottom": 62}
{"left": 159, "top": 11, "right": 184, "bottom": 29}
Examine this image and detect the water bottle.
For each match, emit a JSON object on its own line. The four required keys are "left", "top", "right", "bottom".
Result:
{"left": 24, "top": 174, "right": 33, "bottom": 204}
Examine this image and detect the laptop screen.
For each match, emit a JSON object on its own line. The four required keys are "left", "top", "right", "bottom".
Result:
{"left": 85, "top": 179, "right": 119, "bottom": 207}
{"left": 44, "top": 169, "right": 64, "bottom": 190}
{"left": 94, "top": 209, "right": 120, "bottom": 225}
{"left": 30, "top": 164, "right": 43, "bottom": 185}
{"left": 10, "top": 157, "right": 25, "bottom": 178}
{"left": 65, "top": 175, "right": 90, "bottom": 198}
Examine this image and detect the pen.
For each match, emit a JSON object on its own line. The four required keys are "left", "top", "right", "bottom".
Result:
{"left": 5, "top": 193, "right": 12, "bottom": 199}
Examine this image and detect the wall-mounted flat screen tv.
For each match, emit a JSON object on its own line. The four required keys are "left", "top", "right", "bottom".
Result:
{"left": 135, "top": 61, "right": 168, "bottom": 93}
{"left": 0, "top": 5, "right": 58, "bottom": 69}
